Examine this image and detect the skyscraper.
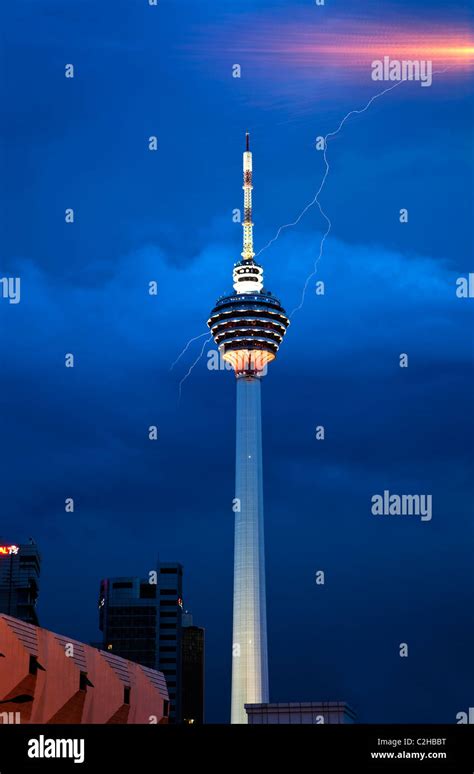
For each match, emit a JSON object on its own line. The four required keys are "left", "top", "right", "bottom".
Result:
{"left": 98, "top": 562, "right": 184, "bottom": 722}
{"left": 207, "top": 135, "right": 289, "bottom": 724}
{"left": 0, "top": 541, "right": 40, "bottom": 625}
{"left": 181, "top": 612, "right": 205, "bottom": 724}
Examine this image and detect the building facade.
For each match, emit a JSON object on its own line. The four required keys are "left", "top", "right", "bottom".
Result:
{"left": 207, "top": 135, "right": 290, "bottom": 723}
{"left": 99, "top": 562, "right": 184, "bottom": 722}
{"left": 0, "top": 542, "right": 40, "bottom": 625}
{"left": 245, "top": 702, "right": 356, "bottom": 724}
{"left": 181, "top": 612, "right": 205, "bottom": 724}
{"left": 0, "top": 614, "right": 169, "bottom": 724}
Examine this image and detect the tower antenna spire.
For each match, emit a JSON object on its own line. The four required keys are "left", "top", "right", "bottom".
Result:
{"left": 242, "top": 132, "right": 254, "bottom": 261}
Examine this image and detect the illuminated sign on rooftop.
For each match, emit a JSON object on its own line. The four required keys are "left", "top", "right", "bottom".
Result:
{"left": 0, "top": 545, "right": 19, "bottom": 556}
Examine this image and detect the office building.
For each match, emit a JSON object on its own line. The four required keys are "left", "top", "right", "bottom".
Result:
{"left": 181, "top": 612, "right": 204, "bottom": 724}
{"left": 0, "top": 541, "right": 40, "bottom": 625}
{"left": 99, "top": 562, "right": 183, "bottom": 722}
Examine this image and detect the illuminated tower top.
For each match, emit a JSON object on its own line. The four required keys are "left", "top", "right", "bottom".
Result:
{"left": 208, "top": 134, "right": 289, "bottom": 377}
{"left": 233, "top": 133, "right": 264, "bottom": 293}
{"left": 241, "top": 132, "right": 255, "bottom": 261}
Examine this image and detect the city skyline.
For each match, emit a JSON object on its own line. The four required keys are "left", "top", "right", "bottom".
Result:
{"left": 1, "top": 0, "right": 473, "bottom": 724}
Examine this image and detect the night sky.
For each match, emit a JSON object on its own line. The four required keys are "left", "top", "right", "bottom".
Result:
{"left": 1, "top": 0, "right": 473, "bottom": 722}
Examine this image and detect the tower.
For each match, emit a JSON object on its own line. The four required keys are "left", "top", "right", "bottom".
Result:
{"left": 207, "top": 134, "right": 289, "bottom": 723}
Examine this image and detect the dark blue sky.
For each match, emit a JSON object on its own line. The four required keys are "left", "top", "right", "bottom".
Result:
{"left": 1, "top": 0, "right": 473, "bottom": 722}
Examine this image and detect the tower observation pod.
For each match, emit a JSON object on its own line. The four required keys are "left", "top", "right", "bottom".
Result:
{"left": 207, "top": 134, "right": 289, "bottom": 723}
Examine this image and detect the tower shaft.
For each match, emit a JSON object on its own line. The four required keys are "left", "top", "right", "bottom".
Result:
{"left": 231, "top": 376, "right": 269, "bottom": 724}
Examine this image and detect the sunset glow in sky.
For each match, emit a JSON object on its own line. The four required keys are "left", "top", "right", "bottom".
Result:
{"left": 192, "top": 14, "right": 474, "bottom": 82}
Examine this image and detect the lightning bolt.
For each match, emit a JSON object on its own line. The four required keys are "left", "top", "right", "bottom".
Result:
{"left": 256, "top": 70, "right": 449, "bottom": 317}
{"left": 170, "top": 331, "right": 210, "bottom": 371}
{"left": 290, "top": 79, "right": 405, "bottom": 316}
{"left": 178, "top": 334, "right": 213, "bottom": 402}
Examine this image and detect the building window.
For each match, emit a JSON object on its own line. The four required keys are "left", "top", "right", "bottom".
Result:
{"left": 19, "top": 556, "right": 39, "bottom": 569}
{"left": 160, "top": 568, "right": 178, "bottom": 574}
{"left": 160, "top": 646, "right": 176, "bottom": 653}
{"left": 160, "top": 658, "right": 176, "bottom": 664}
{"left": 28, "top": 655, "right": 46, "bottom": 675}
{"left": 160, "top": 600, "right": 178, "bottom": 606}
{"left": 124, "top": 687, "right": 131, "bottom": 705}
{"left": 159, "top": 589, "right": 177, "bottom": 595}
{"left": 79, "top": 672, "right": 94, "bottom": 691}
{"left": 140, "top": 584, "right": 156, "bottom": 599}
{"left": 160, "top": 623, "right": 176, "bottom": 629}
{"left": 29, "top": 655, "right": 37, "bottom": 675}
{"left": 163, "top": 700, "right": 170, "bottom": 717}
{"left": 159, "top": 635, "right": 176, "bottom": 641}
{"left": 112, "top": 582, "right": 133, "bottom": 589}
